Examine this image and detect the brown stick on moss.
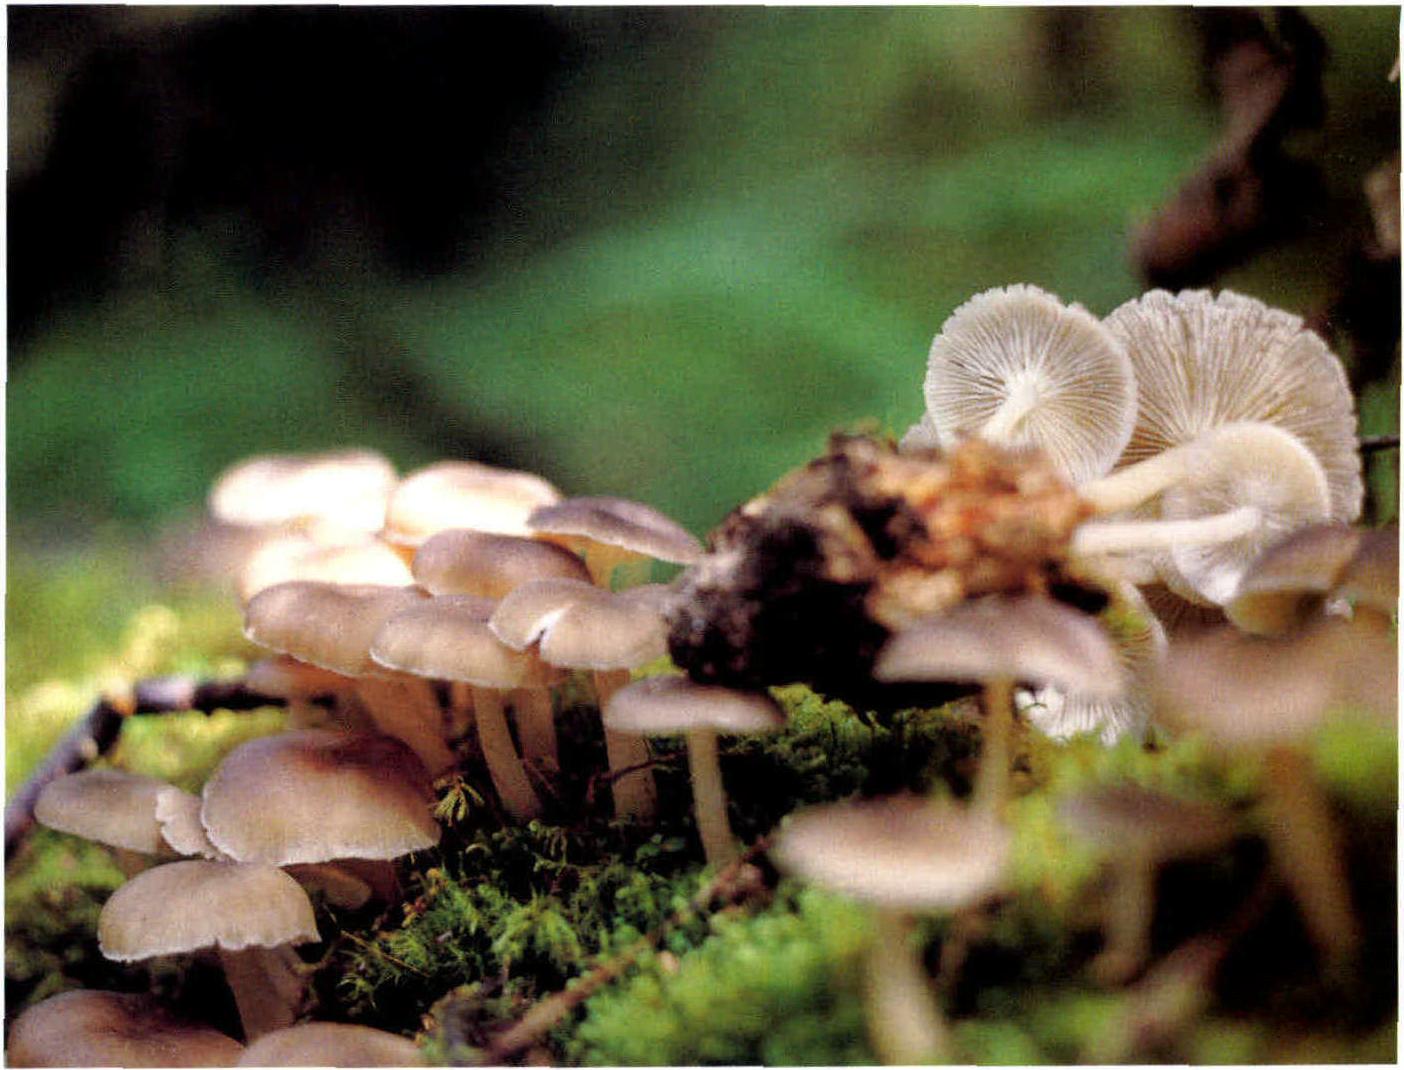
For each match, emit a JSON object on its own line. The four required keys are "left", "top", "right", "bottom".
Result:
{"left": 4, "top": 676, "right": 288, "bottom": 861}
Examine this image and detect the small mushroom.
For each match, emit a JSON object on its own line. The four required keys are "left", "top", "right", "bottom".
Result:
{"left": 772, "top": 796, "right": 1011, "bottom": 1065}
{"left": 381, "top": 460, "right": 562, "bottom": 560}
{"left": 411, "top": 528, "right": 592, "bottom": 597}
{"left": 876, "top": 596, "right": 1125, "bottom": 813}
{"left": 603, "top": 675, "right": 784, "bottom": 866}
{"left": 916, "top": 284, "right": 1137, "bottom": 484}
{"left": 237, "top": 532, "right": 413, "bottom": 605}
{"left": 527, "top": 495, "right": 703, "bottom": 588}
{"left": 209, "top": 448, "right": 397, "bottom": 535}
{"left": 34, "top": 769, "right": 171, "bottom": 858}
{"left": 98, "top": 859, "right": 320, "bottom": 1040}
{"left": 1059, "top": 785, "right": 1238, "bottom": 983}
{"left": 1225, "top": 523, "right": 1365, "bottom": 634}
{"left": 237, "top": 1023, "right": 422, "bottom": 1067}
{"left": 7, "top": 989, "right": 245, "bottom": 1068}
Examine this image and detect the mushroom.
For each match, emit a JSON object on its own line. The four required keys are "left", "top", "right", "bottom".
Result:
{"left": 98, "top": 859, "right": 319, "bottom": 1040}
{"left": 7, "top": 989, "right": 245, "bottom": 1067}
{"left": 526, "top": 495, "right": 703, "bottom": 588}
{"left": 243, "top": 581, "right": 453, "bottom": 775}
{"left": 154, "top": 786, "right": 227, "bottom": 860}
{"left": 771, "top": 796, "right": 1011, "bottom": 1065}
{"left": 209, "top": 448, "right": 397, "bottom": 536}
{"left": 381, "top": 460, "right": 561, "bottom": 561}
{"left": 915, "top": 284, "right": 1137, "bottom": 484}
{"left": 237, "top": 532, "right": 413, "bottom": 605}
{"left": 411, "top": 528, "right": 592, "bottom": 598}
{"left": 34, "top": 769, "right": 172, "bottom": 860}
{"left": 602, "top": 675, "right": 784, "bottom": 867}
{"left": 1154, "top": 616, "right": 1396, "bottom": 978}
{"left": 1225, "top": 523, "right": 1366, "bottom": 635}
{"left": 1058, "top": 785, "right": 1238, "bottom": 983}
{"left": 370, "top": 597, "right": 561, "bottom": 821}
{"left": 237, "top": 1023, "right": 423, "bottom": 1067}
{"left": 875, "top": 596, "right": 1125, "bottom": 813}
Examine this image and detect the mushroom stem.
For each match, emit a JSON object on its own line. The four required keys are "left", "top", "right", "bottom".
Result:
{"left": 1071, "top": 506, "right": 1262, "bottom": 558}
{"left": 355, "top": 676, "right": 456, "bottom": 777}
{"left": 217, "top": 945, "right": 304, "bottom": 1041}
{"left": 683, "top": 726, "right": 737, "bottom": 869}
{"left": 1079, "top": 444, "right": 1200, "bottom": 514}
{"left": 865, "top": 909, "right": 950, "bottom": 1065}
{"left": 972, "top": 677, "right": 1015, "bottom": 816}
{"left": 1092, "top": 852, "right": 1155, "bottom": 985}
{"left": 446, "top": 683, "right": 475, "bottom": 739}
{"left": 470, "top": 688, "right": 544, "bottom": 821}
{"left": 1259, "top": 745, "right": 1360, "bottom": 978}
{"left": 510, "top": 687, "right": 559, "bottom": 772}
{"left": 979, "top": 378, "right": 1042, "bottom": 443}
{"left": 594, "top": 669, "right": 658, "bottom": 820}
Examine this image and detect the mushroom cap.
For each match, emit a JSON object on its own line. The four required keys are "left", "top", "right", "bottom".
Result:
{"left": 874, "top": 595, "right": 1126, "bottom": 700}
{"left": 898, "top": 411, "right": 942, "bottom": 454}
{"left": 98, "top": 860, "right": 318, "bottom": 961}
{"left": 34, "top": 769, "right": 170, "bottom": 854}
{"left": 200, "top": 730, "right": 440, "bottom": 866}
{"left": 487, "top": 577, "right": 599, "bottom": 650}
{"left": 1160, "top": 421, "right": 1333, "bottom": 606}
{"left": 209, "top": 449, "right": 397, "bottom": 533}
{"left": 526, "top": 496, "right": 704, "bottom": 565}
{"left": 237, "top": 533, "right": 413, "bottom": 605}
{"left": 1058, "top": 785, "right": 1237, "bottom": 858}
{"left": 411, "top": 529, "right": 591, "bottom": 597}
{"left": 155, "top": 786, "right": 226, "bottom": 860}
{"left": 1335, "top": 527, "right": 1399, "bottom": 616}
{"left": 921, "top": 284, "right": 1137, "bottom": 484}
{"left": 382, "top": 461, "right": 562, "bottom": 547}
{"left": 370, "top": 595, "right": 561, "bottom": 688}
{"left": 772, "top": 796, "right": 1011, "bottom": 912}
{"left": 7, "top": 989, "right": 245, "bottom": 1068}
{"left": 1226, "top": 523, "right": 1364, "bottom": 634}
{"left": 243, "top": 581, "right": 429, "bottom": 676}
{"left": 537, "top": 584, "right": 674, "bottom": 671}
{"left": 1104, "top": 289, "right": 1363, "bottom": 525}
{"left": 1154, "top": 616, "right": 1396, "bottom": 745}
{"left": 237, "top": 1023, "right": 422, "bottom": 1067}
{"left": 602, "top": 674, "right": 786, "bottom": 736}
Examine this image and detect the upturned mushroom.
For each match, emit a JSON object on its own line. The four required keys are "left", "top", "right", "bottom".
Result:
{"left": 98, "top": 859, "right": 319, "bottom": 1040}
{"left": 912, "top": 284, "right": 1138, "bottom": 484}
{"left": 772, "top": 796, "right": 1011, "bottom": 1065}
{"left": 526, "top": 495, "right": 703, "bottom": 588}
{"left": 875, "top": 595, "right": 1125, "bottom": 813}
{"left": 7, "top": 989, "right": 245, "bottom": 1068}
{"left": 602, "top": 675, "right": 784, "bottom": 866}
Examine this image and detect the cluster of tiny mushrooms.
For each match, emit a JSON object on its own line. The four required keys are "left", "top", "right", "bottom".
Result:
{"left": 11, "top": 285, "right": 1396, "bottom": 1067}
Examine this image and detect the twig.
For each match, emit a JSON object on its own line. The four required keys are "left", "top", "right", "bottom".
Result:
{"left": 1360, "top": 434, "right": 1399, "bottom": 452}
{"left": 4, "top": 675, "right": 286, "bottom": 861}
{"left": 477, "top": 836, "right": 773, "bottom": 1064}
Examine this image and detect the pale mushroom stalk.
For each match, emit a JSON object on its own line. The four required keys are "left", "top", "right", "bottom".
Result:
{"left": 447, "top": 682, "right": 475, "bottom": 738}
{"left": 471, "top": 688, "right": 544, "bottom": 821}
{"left": 1092, "top": 849, "right": 1156, "bottom": 984}
{"left": 217, "top": 945, "right": 306, "bottom": 1041}
{"left": 1072, "top": 506, "right": 1263, "bottom": 557}
{"left": 355, "top": 676, "right": 456, "bottom": 777}
{"left": 509, "top": 686, "right": 559, "bottom": 772}
{"left": 1079, "top": 441, "right": 1208, "bottom": 515}
{"left": 971, "top": 677, "right": 1015, "bottom": 816}
{"left": 978, "top": 376, "right": 1044, "bottom": 443}
{"left": 1259, "top": 745, "right": 1360, "bottom": 977}
{"left": 683, "top": 727, "right": 737, "bottom": 869}
{"left": 594, "top": 668, "right": 657, "bottom": 820}
{"left": 865, "top": 910, "right": 951, "bottom": 1065}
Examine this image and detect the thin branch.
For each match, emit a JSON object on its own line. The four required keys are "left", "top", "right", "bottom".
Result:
{"left": 4, "top": 675, "right": 287, "bottom": 861}
{"left": 1360, "top": 434, "right": 1399, "bottom": 452}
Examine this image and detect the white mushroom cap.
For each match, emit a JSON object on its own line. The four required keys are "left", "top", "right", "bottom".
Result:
{"left": 537, "top": 585, "right": 674, "bottom": 671}
{"left": 237, "top": 533, "right": 413, "bottom": 605}
{"left": 382, "top": 461, "right": 561, "bottom": 547}
{"left": 898, "top": 411, "right": 942, "bottom": 453}
{"left": 200, "top": 730, "right": 440, "bottom": 866}
{"left": 411, "top": 529, "right": 591, "bottom": 597}
{"left": 237, "top": 1023, "right": 422, "bottom": 1067}
{"left": 369, "top": 596, "right": 561, "bottom": 689}
{"left": 1104, "top": 289, "right": 1363, "bottom": 525}
{"left": 602, "top": 675, "right": 786, "bottom": 736}
{"left": 772, "top": 796, "right": 1011, "bottom": 912}
{"left": 1160, "top": 421, "right": 1333, "bottom": 605}
{"left": 921, "top": 284, "right": 1137, "bottom": 484}
{"left": 6, "top": 989, "right": 245, "bottom": 1068}
{"left": 527, "top": 496, "right": 703, "bottom": 565}
{"left": 874, "top": 596, "right": 1126, "bottom": 700}
{"left": 209, "top": 449, "right": 397, "bottom": 533}
{"left": 243, "top": 582, "right": 429, "bottom": 677}
{"left": 34, "top": 769, "right": 170, "bottom": 854}
{"left": 98, "top": 860, "right": 318, "bottom": 961}
{"left": 488, "top": 577, "right": 599, "bottom": 650}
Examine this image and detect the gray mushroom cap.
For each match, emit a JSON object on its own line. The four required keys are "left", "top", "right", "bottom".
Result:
{"left": 411, "top": 529, "right": 591, "bottom": 597}
{"left": 602, "top": 675, "right": 786, "bottom": 736}
{"left": 243, "top": 581, "right": 429, "bottom": 676}
{"left": 98, "top": 860, "right": 318, "bottom": 961}
{"left": 488, "top": 577, "right": 600, "bottom": 650}
{"left": 1058, "top": 785, "right": 1237, "bottom": 858}
{"left": 6, "top": 989, "right": 245, "bottom": 1068}
{"left": 370, "top": 595, "right": 561, "bottom": 689}
{"left": 874, "top": 595, "right": 1126, "bottom": 700}
{"left": 1226, "top": 524, "right": 1364, "bottom": 634}
{"left": 527, "top": 496, "right": 704, "bottom": 565}
{"left": 237, "top": 1023, "right": 422, "bottom": 1067}
{"left": 772, "top": 796, "right": 1011, "bottom": 912}
{"left": 34, "top": 769, "right": 171, "bottom": 854}
{"left": 537, "top": 584, "right": 674, "bottom": 671}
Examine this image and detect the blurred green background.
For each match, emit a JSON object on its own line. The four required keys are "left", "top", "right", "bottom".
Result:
{"left": 10, "top": 7, "right": 1397, "bottom": 549}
